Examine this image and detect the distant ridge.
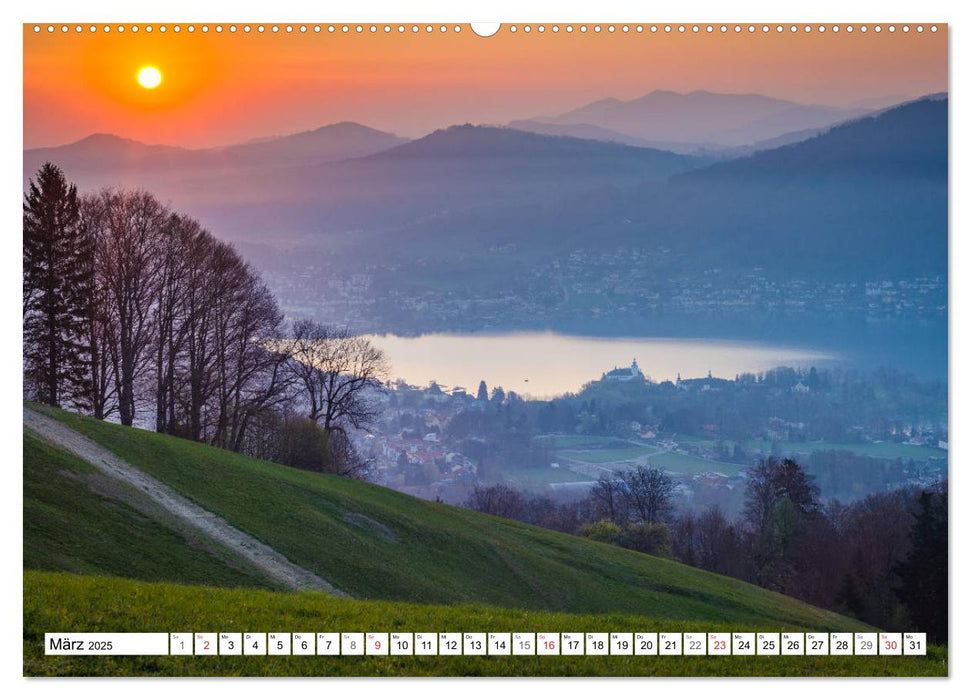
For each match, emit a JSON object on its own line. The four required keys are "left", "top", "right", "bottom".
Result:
{"left": 602, "top": 96, "right": 949, "bottom": 278}
{"left": 218, "top": 121, "right": 408, "bottom": 166}
{"left": 532, "top": 89, "right": 870, "bottom": 146}
{"left": 505, "top": 119, "right": 721, "bottom": 154}
{"left": 24, "top": 121, "right": 408, "bottom": 176}
{"left": 682, "top": 95, "right": 947, "bottom": 182}
{"left": 371, "top": 123, "right": 691, "bottom": 159}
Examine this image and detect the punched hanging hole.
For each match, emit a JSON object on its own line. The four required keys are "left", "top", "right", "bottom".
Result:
{"left": 470, "top": 23, "right": 501, "bottom": 37}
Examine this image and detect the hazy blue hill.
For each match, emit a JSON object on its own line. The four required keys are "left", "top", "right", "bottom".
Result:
{"left": 684, "top": 97, "right": 947, "bottom": 182}
{"left": 373, "top": 124, "right": 696, "bottom": 165}
{"left": 195, "top": 126, "right": 707, "bottom": 240}
{"left": 388, "top": 97, "right": 947, "bottom": 281}
{"left": 23, "top": 134, "right": 202, "bottom": 176}
{"left": 219, "top": 121, "right": 408, "bottom": 166}
{"left": 21, "top": 99, "right": 946, "bottom": 281}
{"left": 505, "top": 119, "right": 693, "bottom": 150}
{"left": 22, "top": 123, "right": 706, "bottom": 243}
{"left": 23, "top": 121, "right": 408, "bottom": 182}
{"left": 508, "top": 120, "right": 846, "bottom": 159}
{"left": 538, "top": 89, "right": 869, "bottom": 146}
{"left": 619, "top": 97, "right": 948, "bottom": 277}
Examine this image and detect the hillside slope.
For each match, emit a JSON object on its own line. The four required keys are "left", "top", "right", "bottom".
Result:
{"left": 26, "top": 403, "right": 863, "bottom": 630}
{"left": 25, "top": 410, "right": 341, "bottom": 594}
{"left": 24, "top": 430, "right": 276, "bottom": 590}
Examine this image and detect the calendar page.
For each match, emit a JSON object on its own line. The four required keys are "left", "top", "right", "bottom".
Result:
{"left": 20, "top": 8, "right": 949, "bottom": 681}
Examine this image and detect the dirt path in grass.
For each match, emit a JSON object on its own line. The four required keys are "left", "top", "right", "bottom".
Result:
{"left": 24, "top": 407, "right": 348, "bottom": 597}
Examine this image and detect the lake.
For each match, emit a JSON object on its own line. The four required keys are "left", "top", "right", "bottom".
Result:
{"left": 365, "top": 331, "right": 835, "bottom": 399}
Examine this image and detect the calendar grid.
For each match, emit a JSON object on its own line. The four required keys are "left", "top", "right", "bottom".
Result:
{"left": 45, "top": 632, "right": 926, "bottom": 657}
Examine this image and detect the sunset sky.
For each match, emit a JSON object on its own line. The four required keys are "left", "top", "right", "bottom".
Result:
{"left": 23, "top": 24, "right": 948, "bottom": 149}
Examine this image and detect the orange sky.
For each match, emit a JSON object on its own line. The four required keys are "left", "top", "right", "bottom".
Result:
{"left": 23, "top": 24, "right": 948, "bottom": 149}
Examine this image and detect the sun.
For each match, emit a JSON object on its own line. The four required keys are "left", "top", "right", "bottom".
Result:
{"left": 137, "top": 66, "right": 162, "bottom": 89}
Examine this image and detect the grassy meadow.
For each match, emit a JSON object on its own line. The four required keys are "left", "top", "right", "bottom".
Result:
{"left": 24, "top": 571, "right": 947, "bottom": 677}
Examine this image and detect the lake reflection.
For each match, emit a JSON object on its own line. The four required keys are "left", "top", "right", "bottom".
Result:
{"left": 364, "top": 331, "right": 835, "bottom": 399}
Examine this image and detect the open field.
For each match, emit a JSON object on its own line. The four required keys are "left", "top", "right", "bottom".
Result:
{"left": 558, "top": 447, "right": 658, "bottom": 464}
{"left": 24, "top": 571, "right": 946, "bottom": 677}
{"left": 501, "top": 465, "right": 590, "bottom": 487}
{"left": 673, "top": 436, "right": 728, "bottom": 450}
{"left": 555, "top": 440, "right": 744, "bottom": 477}
{"left": 547, "top": 435, "right": 623, "bottom": 449}
{"left": 743, "top": 439, "right": 946, "bottom": 461}
{"left": 646, "top": 452, "right": 745, "bottom": 477}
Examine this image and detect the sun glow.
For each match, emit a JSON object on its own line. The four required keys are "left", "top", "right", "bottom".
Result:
{"left": 137, "top": 66, "right": 162, "bottom": 89}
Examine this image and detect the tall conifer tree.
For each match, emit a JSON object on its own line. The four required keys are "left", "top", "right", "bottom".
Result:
{"left": 23, "top": 163, "right": 92, "bottom": 407}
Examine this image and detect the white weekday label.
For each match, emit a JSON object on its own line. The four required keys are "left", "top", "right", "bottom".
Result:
{"left": 707, "top": 632, "right": 730, "bottom": 656}
{"left": 585, "top": 632, "right": 608, "bottom": 656}
{"left": 45, "top": 633, "right": 169, "bottom": 656}
{"left": 806, "top": 632, "right": 828, "bottom": 655}
{"left": 366, "top": 632, "right": 389, "bottom": 656}
{"left": 879, "top": 633, "right": 902, "bottom": 656}
{"left": 683, "top": 632, "right": 706, "bottom": 655}
{"left": 513, "top": 632, "right": 535, "bottom": 655}
{"left": 903, "top": 633, "right": 926, "bottom": 656}
{"left": 757, "top": 632, "right": 780, "bottom": 655}
{"left": 463, "top": 632, "right": 486, "bottom": 655}
{"left": 732, "top": 632, "right": 755, "bottom": 656}
{"left": 536, "top": 632, "right": 559, "bottom": 655}
{"left": 610, "top": 632, "right": 633, "bottom": 655}
{"left": 560, "top": 633, "right": 584, "bottom": 655}
{"left": 781, "top": 632, "right": 804, "bottom": 656}
{"left": 292, "top": 633, "right": 314, "bottom": 655}
{"left": 659, "top": 632, "right": 682, "bottom": 655}
{"left": 219, "top": 632, "right": 241, "bottom": 656}
{"left": 634, "top": 633, "right": 658, "bottom": 656}
{"left": 855, "top": 633, "right": 878, "bottom": 656}
{"left": 415, "top": 633, "right": 437, "bottom": 655}
{"left": 830, "top": 632, "right": 853, "bottom": 656}
{"left": 390, "top": 632, "right": 414, "bottom": 655}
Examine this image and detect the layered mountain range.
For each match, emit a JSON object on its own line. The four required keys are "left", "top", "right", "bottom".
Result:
{"left": 24, "top": 91, "right": 947, "bottom": 280}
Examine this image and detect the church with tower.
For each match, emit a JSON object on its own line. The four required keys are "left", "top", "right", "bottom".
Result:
{"left": 602, "top": 358, "right": 645, "bottom": 383}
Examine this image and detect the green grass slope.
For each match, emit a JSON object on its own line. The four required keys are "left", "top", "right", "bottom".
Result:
{"left": 24, "top": 572, "right": 946, "bottom": 677}
{"left": 26, "top": 403, "right": 862, "bottom": 629}
{"left": 24, "top": 430, "right": 277, "bottom": 589}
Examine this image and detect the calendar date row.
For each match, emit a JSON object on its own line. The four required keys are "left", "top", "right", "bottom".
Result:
{"left": 46, "top": 631, "right": 926, "bottom": 657}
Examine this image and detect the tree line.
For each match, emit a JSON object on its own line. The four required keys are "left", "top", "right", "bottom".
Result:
{"left": 466, "top": 459, "right": 947, "bottom": 644}
{"left": 529, "top": 365, "right": 946, "bottom": 449}
{"left": 23, "top": 163, "right": 388, "bottom": 476}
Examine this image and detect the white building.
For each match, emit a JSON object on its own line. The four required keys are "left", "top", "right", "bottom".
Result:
{"left": 603, "top": 359, "right": 645, "bottom": 382}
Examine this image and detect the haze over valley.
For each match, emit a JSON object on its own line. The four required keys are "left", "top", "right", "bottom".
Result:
{"left": 31, "top": 88, "right": 943, "bottom": 384}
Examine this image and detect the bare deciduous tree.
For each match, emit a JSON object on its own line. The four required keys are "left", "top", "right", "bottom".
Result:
{"left": 286, "top": 320, "right": 389, "bottom": 433}
{"left": 591, "top": 473, "right": 625, "bottom": 524}
{"left": 85, "top": 189, "right": 167, "bottom": 425}
{"left": 30, "top": 172, "right": 387, "bottom": 479}
{"left": 619, "top": 466, "right": 675, "bottom": 524}
{"left": 464, "top": 484, "right": 526, "bottom": 520}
